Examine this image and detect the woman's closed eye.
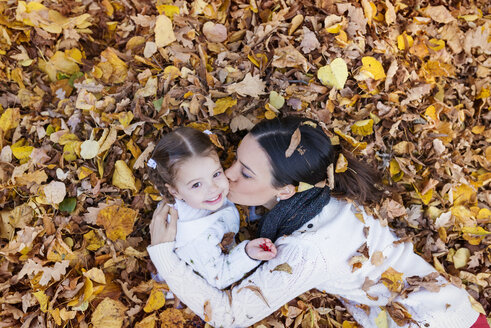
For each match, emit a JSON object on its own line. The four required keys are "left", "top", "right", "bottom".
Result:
{"left": 241, "top": 170, "right": 251, "bottom": 179}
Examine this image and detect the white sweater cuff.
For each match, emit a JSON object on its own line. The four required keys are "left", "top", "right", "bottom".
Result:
{"left": 232, "top": 240, "right": 261, "bottom": 272}
{"left": 147, "top": 242, "right": 180, "bottom": 275}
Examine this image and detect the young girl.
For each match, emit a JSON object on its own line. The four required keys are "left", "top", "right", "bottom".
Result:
{"left": 147, "top": 127, "right": 277, "bottom": 289}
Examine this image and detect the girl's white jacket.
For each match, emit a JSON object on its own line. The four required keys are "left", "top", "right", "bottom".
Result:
{"left": 161, "top": 199, "right": 259, "bottom": 290}
{"left": 148, "top": 198, "right": 479, "bottom": 328}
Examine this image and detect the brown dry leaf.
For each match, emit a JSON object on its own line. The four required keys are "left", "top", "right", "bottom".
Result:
{"left": 272, "top": 263, "right": 293, "bottom": 274}
{"left": 91, "top": 298, "right": 127, "bottom": 328}
{"left": 371, "top": 251, "right": 385, "bottom": 266}
{"left": 96, "top": 205, "right": 138, "bottom": 241}
{"left": 226, "top": 73, "right": 266, "bottom": 98}
{"left": 160, "top": 308, "right": 185, "bottom": 328}
{"left": 203, "top": 300, "right": 212, "bottom": 322}
{"left": 238, "top": 285, "right": 270, "bottom": 307}
{"left": 423, "top": 5, "right": 455, "bottom": 23}
{"left": 285, "top": 128, "right": 301, "bottom": 158}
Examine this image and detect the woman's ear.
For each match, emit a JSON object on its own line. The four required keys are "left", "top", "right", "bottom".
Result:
{"left": 276, "top": 184, "right": 296, "bottom": 200}
{"left": 165, "top": 183, "right": 181, "bottom": 200}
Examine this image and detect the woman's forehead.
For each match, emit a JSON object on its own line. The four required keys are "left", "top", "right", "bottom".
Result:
{"left": 237, "top": 134, "right": 271, "bottom": 171}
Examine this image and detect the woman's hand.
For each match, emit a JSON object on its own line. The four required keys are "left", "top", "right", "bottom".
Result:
{"left": 149, "top": 203, "right": 178, "bottom": 245}
{"left": 245, "top": 238, "right": 277, "bottom": 261}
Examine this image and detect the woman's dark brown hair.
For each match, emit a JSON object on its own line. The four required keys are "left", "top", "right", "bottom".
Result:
{"left": 250, "top": 116, "right": 384, "bottom": 204}
{"left": 147, "top": 127, "right": 215, "bottom": 200}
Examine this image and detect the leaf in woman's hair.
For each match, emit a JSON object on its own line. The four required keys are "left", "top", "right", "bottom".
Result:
{"left": 285, "top": 128, "right": 301, "bottom": 158}
{"left": 203, "top": 300, "right": 212, "bottom": 321}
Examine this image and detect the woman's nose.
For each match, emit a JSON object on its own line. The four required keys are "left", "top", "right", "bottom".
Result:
{"left": 225, "top": 162, "right": 238, "bottom": 181}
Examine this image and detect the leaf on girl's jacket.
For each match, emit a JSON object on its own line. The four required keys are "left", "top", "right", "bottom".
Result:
{"left": 272, "top": 263, "right": 293, "bottom": 274}
{"left": 203, "top": 300, "right": 212, "bottom": 322}
{"left": 380, "top": 267, "right": 404, "bottom": 293}
{"left": 374, "top": 308, "right": 388, "bottom": 328}
{"left": 238, "top": 285, "right": 270, "bottom": 307}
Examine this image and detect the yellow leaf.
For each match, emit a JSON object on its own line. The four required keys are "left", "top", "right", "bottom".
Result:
{"left": 326, "top": 23, "right": 342, "bottom": 33}
{"left": 451, "top": 205, "right": 475, "bottom": 227}
{"left": 156, "top": 5, "right": 180, "bottom": 19}
{"left": 11, "top": 142, "right": 33, "bottom": 163}
{"left": 47, "top": 237, "right": 76, "bottom": 262}
{"left": 342, "top": 321, "right": 359, "bottom": 328}
{"left": 423, "top": 105, "right": 438, "bottom": 122}
{"left": 159, "top": 308, "right": 185, "bottom": 328}
{"left": 135, "top": 314, "right": 157, "bottom": 328}
{"left": 375, "top": 309, "right": 388, "bottom": 328}
{"left": 155, "top": 15, "right": 176, "bottom": 48}
{"left": 452, "top": 247, "right": 470, "bottom": 269}
{"left": 264, "top": 110, "right": 277, "bottom": 119}
{"left": 476, "top": 87, "right": 490, "bottom": 99}
{"left": 163, "top": 65, "right": 181, "bottom": 79}
{"left": 65, "top": 48, "right": 83, "bottom": 64}
{"left": 204, "top": 300, "right": 212, "bottom": 322}
{"left": 380, "top": 267, "right": 404, "bottom": 292}
{"left": 101, "top": 0, "right": 114, "bottom": 16}
{"left": 351, "top": 119, "right": 374, "bottom": 136}
{"left": 297, "top": 182, "right": 314, "bottom": 192}
{"left": 96, "top": 204, "right": 138, "bottom": 241}
{"left": 453, "top": 184, "right": 477, "bottom": 206}
{"left": 335, "top": 153, "right": 348, "bottom": 173}
{"left": 126, "top": 36, "right": 146, "bottom": 51}
{"left": 0, "top": 107, "right": 20, "bottom": 132}
{"left": 144, "top": 286, "right": 166, "bottom": 313}
{"left": 98, "top": 48, "right": 128, "bottom": 84}
{"left": 397, "top": 33, "right": 414, "bottom": 50}
{"left": 49, "top": 51, "right": 80, "bottom": 75}
{"left": 83, "top": 267, "right": 106, "bottom": 284}
{"left": 413, "top": 184, "right": 433, "bottom": 205}
{"left": 248, "top": 53, "right": 268, "bottom": 68}
{"left": 112, "top": 160, "right": 137, "bottom": 191}
{"left": 76, "top": 89, "right": 97, "bottom": 111}
{"left": 361, "top": 56, "right": 386, "bottom": 80}
{"left": 117, "top": 111, "right": 134, "bottom": 128}
{"left": 334, "top": 128, "right": 367, "bottom": 150}
{"left": 461, "top": 226, "right": 491, "bottom": 236}
{"left": 471, "top": 125, "right": 485, "bottom": 134}
{"left": 83, "top": 230, "right": 105, "bottom": 251}
{"left": 126, "top": 139, "right": 142, "bottom": 159}
{"left": 63, "top": 141, "right": 82, "bottom": 162}
{"left": 33, "top": 290, "right": 49, "bottom": 313}
{"left": 213, "top": 97, "right": 236, "bottom": 116}
{"left": 469, "top": 296, "right": 486, "bottom": 315}
{"left": 477, "top": 208, "right": 491, "bottom": 222}
{"left": 59, "top": 308, "right": 76, "bottom": 321}
{"left": 428, "top": 38, "right": 445, "bottom": 51}
{"left": 317, "top": 58, "right": 348, "bottom": 89}
{"left": 50, "top": 308, "right": 62, "bottom": 325}
{"left": 91, "top": 298, "right": 127, "bottom": 328}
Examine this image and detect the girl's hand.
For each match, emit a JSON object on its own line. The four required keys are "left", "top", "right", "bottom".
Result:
{"left": 149, "top": 203, "right": 178, "bottom": 245}
{"left": 245, "top": 238, "right": 277, "bottom": 261}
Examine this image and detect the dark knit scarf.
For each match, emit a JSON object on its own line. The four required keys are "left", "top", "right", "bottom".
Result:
{"left": 258, "top": 186, "right": 331, "bottom": 242}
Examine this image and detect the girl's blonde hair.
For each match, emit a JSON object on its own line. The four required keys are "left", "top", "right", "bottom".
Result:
{"left": 147, "top": 127, "right": 215, "bottom": 201}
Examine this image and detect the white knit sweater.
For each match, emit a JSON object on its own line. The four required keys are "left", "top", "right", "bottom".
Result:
{"left": 160, "top": 199, "right": 260, "bottom": 289}
{"left": 148, "top": 198, "right": 479, "bottom": 328}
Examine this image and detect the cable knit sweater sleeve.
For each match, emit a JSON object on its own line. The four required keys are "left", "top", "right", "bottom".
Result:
{"left": 176, "top": 238, "right": 260, "bottom": 290}
{"left": 148, "top": 238, "right": 328, "bottom": 328}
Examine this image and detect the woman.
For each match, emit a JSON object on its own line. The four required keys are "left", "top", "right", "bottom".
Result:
{"left": 148, "top": 117, "right": 485, "bottom": 328}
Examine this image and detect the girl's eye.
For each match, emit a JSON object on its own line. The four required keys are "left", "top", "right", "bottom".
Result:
{"left": 191, "top": 182, "right": 201, "bottom": 189}
{"left": 241, "top": 171, "right": 251, "bottom": 179}
{"left": 213, "top": 171, "right": 222, "bottom": 178}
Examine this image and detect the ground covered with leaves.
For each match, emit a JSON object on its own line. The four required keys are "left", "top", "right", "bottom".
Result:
{"left": 0, "top": 0, "right": 490, "bottom": 327}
